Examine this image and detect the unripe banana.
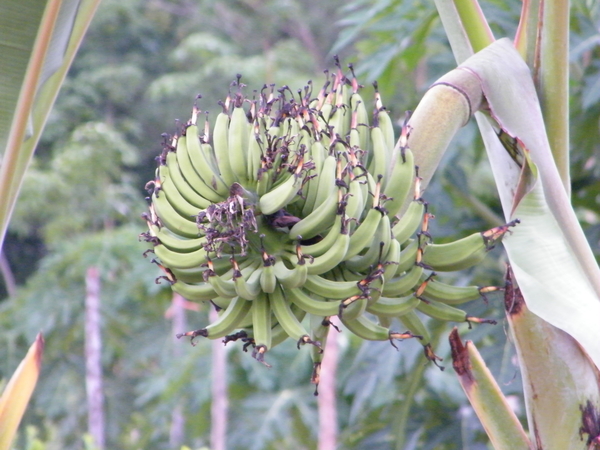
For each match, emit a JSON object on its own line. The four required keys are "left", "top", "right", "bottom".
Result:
{"left": 298, "top": 211, "right": 344, "bottom": 257}
{"left": 270, "top": 286, "right": 319, "bottom": 348}
{"left": 290, "top": 184, "right": 339, "bottom": 240}
{"left": 366, "top": 293, "right": 421, "bottom": 318}
{"left": 287, "top": 287, "right": 341, "bottom": 316}
{"left": 381, "top": 264, "right": 424, "bottom": 297}
{"left": 341, "top": 313, "right": 418, "bottom": 346}
{"left": 344, "top": 213, "right": 391, "bottom": 271}
{"left": 176, "top": 296, "right": 251, "bottom": 342}
{"left": 391, "top": 198, "right": 425, "bottom": 244}
{"left": 171, "top": 278, "right": 219, "bottom": 302}
{"left": 144, "top": 68, "right": 507, "bottom": 373}
{"left": 251, "top": 293, "right": 272, "bottom": 365}
{"left": 152, "top": 190, "right": 200, "bottom": 239}
{"left": 185, "top": 115, "right": 229, "bottom": 197}
{"left": 158, "top": 167, "right": 206, "bottom": 218}
{"left": 173, "top": 136, "right": 223, "bottom": 204}
{"left": 303, "top": 274, "right": 362, "bottom": 299}
{"left": 145, "top": 223, "right": 204, "bottom": 253}
{"left": 273, "top": 256, "right": 308, "bottom": 289}
{"left": 382, "top": 147, "right": 416, "bottom": 218}
{"left": 228, "top": 104, "right": 250, "bottom": 184}
{"left": 418, "top": 275, "right": 486, "bottom": 305}
{"left": 212, "top": 109, "right": 236, "bottom": 186}
{"left": 305, "top": 228, "right": 350, "bottom": 275}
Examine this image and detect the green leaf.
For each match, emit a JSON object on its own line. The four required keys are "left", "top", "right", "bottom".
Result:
{"left": 460, "top": 40, "right": 600, "bottom": 368}
{"left": 0, "top": 0, "right": 101, "bottom": 251}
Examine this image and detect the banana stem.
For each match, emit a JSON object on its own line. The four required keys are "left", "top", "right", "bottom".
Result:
{"left": 407, "top": 68, "right": 483, "bottom": 191}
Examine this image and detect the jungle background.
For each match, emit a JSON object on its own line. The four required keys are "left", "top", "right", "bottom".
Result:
{"left": 1, "top": 0, "right": 599, "bottom": 448}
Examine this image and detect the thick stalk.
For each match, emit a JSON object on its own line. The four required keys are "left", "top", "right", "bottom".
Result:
{"left": 537, "top": 0, "right": 570, "bottom": 194}
{"left": 407, "top": 67, "right": 483, "bottom": 190}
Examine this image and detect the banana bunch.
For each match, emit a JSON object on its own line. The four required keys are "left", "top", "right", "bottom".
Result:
{"left": 141, "top": 64, "right": 517, "bottom": 383}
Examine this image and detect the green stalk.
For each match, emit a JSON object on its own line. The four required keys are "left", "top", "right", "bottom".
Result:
{"left": 449, "top": 328, "right": 531, "bottom": 450}
{"left": 452, "top": 0, "right": 495, "bottom": 52}
{"left": 537, "top": 0, "right": 570, "bottom": 194}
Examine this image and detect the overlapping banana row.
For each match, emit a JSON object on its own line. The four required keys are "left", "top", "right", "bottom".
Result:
{"left": 141, "top": 64, "right": 518, "bottom": 385}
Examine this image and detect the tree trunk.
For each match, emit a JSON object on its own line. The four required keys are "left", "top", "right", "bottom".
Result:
{"left": 85, "top": 266, "right": 105, "bottom": 450}
{"left": 169, "top": 293, "right": 187, "bottom": 448}
{"left": 211, "top": 307, "right": 228, "bottom": 450}
{"left": 318, "top": 324, "right": 339, "bottom": 450}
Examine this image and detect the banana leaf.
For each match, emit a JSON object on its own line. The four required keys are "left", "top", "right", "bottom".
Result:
{"left": 406, "top": 8, "right": 600, "bottom": 447}
{"left": 0, "top": 333, "right": 44, "bottom": 450}
{"left": 0, "top": 0, "right": 101, "bottom": 252}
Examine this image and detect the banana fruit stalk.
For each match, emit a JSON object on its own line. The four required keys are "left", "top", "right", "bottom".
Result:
{"left": 141, "top": 63, "right": 517, "bottom": 377}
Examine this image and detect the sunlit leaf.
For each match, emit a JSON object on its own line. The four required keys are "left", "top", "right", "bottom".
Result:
{"left": 0, "top": 333, "right": 44, "bottom": 450}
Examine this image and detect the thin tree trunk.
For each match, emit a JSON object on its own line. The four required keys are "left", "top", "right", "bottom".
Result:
{"left": 318, "top": 325, "right": 339, "bottom": 450}
{"left": 85, "top": 266, "right": 105, "bottom": 450}
{"left": 169, "top": 294, "right": 187, "bottom": 448}
{"left": 210, "top": 307, "right": 228, "bottom": 450}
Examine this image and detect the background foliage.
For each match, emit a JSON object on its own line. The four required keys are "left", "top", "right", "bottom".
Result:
{"left": 1, "top": 0, "right": 598, "bottom": 448}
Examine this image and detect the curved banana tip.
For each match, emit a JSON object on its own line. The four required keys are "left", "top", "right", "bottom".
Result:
{"left": 252, "top": 345, "right": 272, "bottom": 368}
{"left": 424, "top": 344, "right": 445, "bottom": 371}
{"left": 175, "top": 328, "right": 208, "bottom": 346}
{"left": 297, "top": 335, "right": 322, "bottom": 351}
{"left": 466, "top": 317, "right": 497, "bottom": 329}
{"left": 389, "top": 331, "right": 422, "bottom": 350}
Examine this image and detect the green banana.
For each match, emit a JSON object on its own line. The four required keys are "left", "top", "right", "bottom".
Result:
{"left": 416, "top": 299, "right": 497, "bottom": 327}
{"left": 286, "top": 287, "right": 341, "bottom": 316}
{"left": 303, "top": 273, "right": 362, "bottom": 299}
{"left": 184, "top": 124, "right": 229, "bottom": 198}
{"left": 157, "top": 166, "right": 207, "bottom": 218}
{"left": 341, "top": 313, "right": 418, "bottom": 347}
{"left": 382, "top": 148, "right": 415, "bottom": 218}
{"left": 391, "top": 198, "right": 425, "bottom": 244}
{"left": 273, "top": 255, "right": 308, "bottom": 289}
{"left": 228, "top": 104, "right": 250, "bottom": 184}
{"left": 152, "top": 190, "right": 200, "bottom": 239}
{"left": 270, "top": 286, "right": 319, "bottom": 348}
{"left": 160, "top": 148, "right": 214, "bottom": 210}
{"left": 345, "top": 206, "right": 384, "bottom": 260}
{"left": 251, "top": 293, "right": 272, "bottom": 365}
{"left": 290, "top": 185, "right": 339, "bottom": 241}
{"left": 173, "top": 135, "right": 224, "bottom": 203}
{"left": 212, "top": 108, "right": 236, "bottom": 186}
{"left": 299, "top": 212, "right": 344, "bottom": 257}
{"left": 305, "top": 227, "right": 350, "bottom": 275}
{"left": 344, "top": 213, "right": 391, "bottom": 271}
{"left": 418, "top": 275, "right": 485, "bottom": 305}
{"left": 381, "top": 264, "right": 424, "bottom": 297}
{"left": 144, "top": 67, "right": 509, "bottom": 373}
{"left": 176, "top": 296, "right": 251, "bottom": 342}
{"left": 366, "top": 294, "right": 421, "bottom": 318}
